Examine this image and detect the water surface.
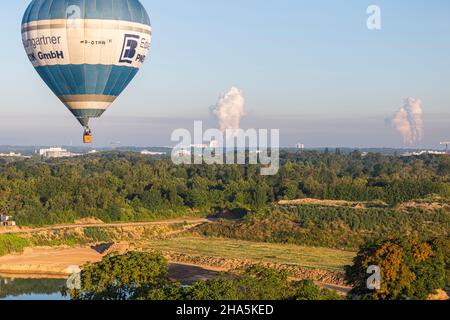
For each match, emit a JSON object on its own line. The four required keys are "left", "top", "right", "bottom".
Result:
{"left": 0, "top": 276, "right": 68, "bottom": 300}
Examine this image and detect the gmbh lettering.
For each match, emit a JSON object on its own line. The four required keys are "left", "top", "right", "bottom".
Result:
{"left": 38, "top": 50, "right": 64, "bottom": 60}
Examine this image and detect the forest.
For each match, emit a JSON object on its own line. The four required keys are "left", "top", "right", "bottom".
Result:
{"left": 0, "top": 150, "right": 449, "bottom": 300}
{"left": 0, "top": 150, "right": 448, "bottom": 226}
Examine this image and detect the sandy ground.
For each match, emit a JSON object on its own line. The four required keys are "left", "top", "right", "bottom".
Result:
{"left": 0, "top": 247, "right": 224, "bottom": 285}
{"left": 0, "top": 246, "right": 228, "bottom": 281}
{"left": 0, "top": 247, "right": 105, "bottom": 276}
{"left": 428, "top": 290, "right": 450, "bottom": 301}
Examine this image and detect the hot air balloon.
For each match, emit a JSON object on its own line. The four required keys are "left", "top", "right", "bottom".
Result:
{"left": 21, "top": 0, "right": 152, "bottom": 143}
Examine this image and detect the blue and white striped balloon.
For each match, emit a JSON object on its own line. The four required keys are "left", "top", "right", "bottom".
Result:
{"left": 21, "top": 0, "right": 151, "bottom": 127}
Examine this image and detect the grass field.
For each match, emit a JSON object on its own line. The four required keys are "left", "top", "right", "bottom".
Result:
{"left": 144, "top": 236, "right": 356, "bottom": 272}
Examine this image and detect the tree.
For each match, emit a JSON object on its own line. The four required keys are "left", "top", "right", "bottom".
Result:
{"left": 186, "top": 278, "right": 240, "bottom": 300}
{"left": 432, "top": 236, "right": 450, "bottom": 288}
{"left": 280, "top": 180, "right": 299, "bottom": 200}
{"left": 69, "top": 252, "right": 172, "bottom": 300}
{"left": 141, "top": 188, "right": 163, "bottom": 210}
{"left": 233, "top": 266, "right": 292, "bottom": 300}
{"left": 346, "top": 238, "right": 446, "bottom": 300}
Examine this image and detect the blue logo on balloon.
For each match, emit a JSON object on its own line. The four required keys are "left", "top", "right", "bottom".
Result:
{"left": 119, "top": 34, "right": 140, "bottom": 64}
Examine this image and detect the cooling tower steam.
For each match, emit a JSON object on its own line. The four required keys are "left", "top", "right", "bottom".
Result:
{"left": 392, "top": 98, "right": 424, "bottom": 145}
{"left": 210, "top": 87, "right": 245, "bottom": 137}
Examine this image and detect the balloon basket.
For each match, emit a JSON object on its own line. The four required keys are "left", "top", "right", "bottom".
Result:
{"left": 83, "top": 135, "right": 93, "bottom": 144}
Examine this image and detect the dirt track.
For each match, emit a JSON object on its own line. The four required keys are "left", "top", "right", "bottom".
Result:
{"left": 0, "top": 218, "right": 211, "bottom": 235}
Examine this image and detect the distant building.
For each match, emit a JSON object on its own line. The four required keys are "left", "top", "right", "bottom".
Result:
{"left": 209, "top": 140, "right": 220, "bottom": 148}
{"left": 174, "top": 148, "right": 191, "bottom": 157}
{"left": 401, "top": 150, "right": 447, "bottom": 157}
{"left": 296, "top": 144, "right": 305, "bottom": 149}
{"left": 39, "top": 147, "right": 81, "bottom": 159}
{"left": 141, "top": 150, "right": 166, "bottom": 156}
{"left": 0, "top": 152, "right": 29, "bottom": 158}
{"left": 88, "top": 150, "right": 98, "bottom": 154}
{"left": 190, "top": 144, "right": 209, "bottom": 149}
{"left": 0, "top": 214, "right": 16, "bottom": 227}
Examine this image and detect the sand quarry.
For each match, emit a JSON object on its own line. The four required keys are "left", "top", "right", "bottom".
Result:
{"left": 0, "top": 245, "right": 222, "bottom": 285}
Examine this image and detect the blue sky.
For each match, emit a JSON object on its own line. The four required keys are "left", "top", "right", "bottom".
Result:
{"left": 0, "top": 0, "right": 449, "bottom": 148}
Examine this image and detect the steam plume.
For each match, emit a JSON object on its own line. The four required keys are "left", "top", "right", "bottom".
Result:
{"left": 210, "top": 87, "right": 245, "bottom": 137}
{"left": 392, "top": 98, "right": 424, "bottom": 145}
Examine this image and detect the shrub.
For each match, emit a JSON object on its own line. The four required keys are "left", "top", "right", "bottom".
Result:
{"left": 0, "top": 234, "right": 29, "bottom": 256}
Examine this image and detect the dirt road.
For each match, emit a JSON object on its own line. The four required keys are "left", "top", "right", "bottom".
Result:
{"left": 0, "top": 218, "right": 211, "bottom": 235}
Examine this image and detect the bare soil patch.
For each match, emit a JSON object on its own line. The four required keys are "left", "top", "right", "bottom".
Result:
{"left": 0, "top": 247, "right": 104, "bottom": 276}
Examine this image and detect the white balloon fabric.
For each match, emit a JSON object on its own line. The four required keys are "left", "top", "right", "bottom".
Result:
{"left": 21, "top": 0, "right": 152, "bottom": 127}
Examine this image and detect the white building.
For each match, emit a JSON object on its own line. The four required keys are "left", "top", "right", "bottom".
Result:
{"left": 39, "top": 147, "right": 81, "bottom": 159}
{"left": 0, "top": 152, "right": 27, "bottom": 158}
{"left": 141, "top": 150, "right": 166, "bottom": 156}
{"left": 402, "top": 150, "right": 447, "bottom": 157}
{"left": 296, "top": 144, "right": 305, "bottom": 149}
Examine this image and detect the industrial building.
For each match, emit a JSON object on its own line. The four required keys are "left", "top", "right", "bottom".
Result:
{"left": 0, "top": 152, "right": 30, "bottom": 158}
{"left": 39, "top": 147, "right": 81, "bottom": 159}
{"left": 141, "top": 150, "right": 167, "bottom": 156}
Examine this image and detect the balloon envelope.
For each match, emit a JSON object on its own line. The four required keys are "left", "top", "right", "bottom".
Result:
{"left": 21, "top": 0, "right": 151, "bottom": 127}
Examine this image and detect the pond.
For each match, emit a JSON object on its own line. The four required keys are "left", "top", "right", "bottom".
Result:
{"left": 0, "top": 276, "right": 69, "bottom": 300}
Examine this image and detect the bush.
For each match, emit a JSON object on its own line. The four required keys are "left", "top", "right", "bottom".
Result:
{"left": 83, "top": 228, "right": 113, "bottom": 242}
{"left": 291, "top": 280, "right": 343, "bottom": 300}
{"left": 0, "top": 234, "right": 29, "bottom": 256}
{"left": 186, "top": 278, "right": 240, "bottom": 300}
